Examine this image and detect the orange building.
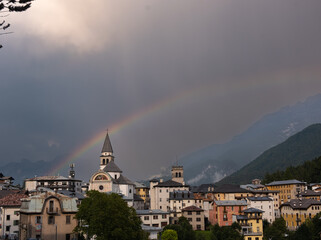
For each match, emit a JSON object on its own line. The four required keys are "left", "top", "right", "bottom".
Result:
{"left": 209, "top": 200, "right": 247, "bottom": 226}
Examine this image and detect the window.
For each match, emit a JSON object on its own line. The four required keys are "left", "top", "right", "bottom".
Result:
{"left": 129, "top": 189, "right": 132, "bottom": 193}
{"left": 66, "top": 234, "right": 71, "bottom": 240}
{"left": 160, "top": 189, "right": 162, "bottom": 193}
{"left": 188, "top": 218, "right": 192, "bottom": 222}
{"left": 66, "top": 215, "right": 71, "bottom": 224}
{"left": 36, "top": 216, "right": 42, "bottom": 224}
{"left": 6, "top": 215, "right": 10, "bottom": 221}
{"left": 13, "top": 220, "right": 19, "bottom": 226}
{"left": 162, "top": 214, "right": 167, "bottom": 219}
{"left": 196, "top": 211, "right": 201, "bottom": 215}
{"left": 153, "top": 215, "right": 158, "bottom": 220}
{"left": 49, "top": 200, "right": 54, "bottom": 212}
{"left": 48, "top": 216, "right": 55, "bottom": 224}
{"left": 197, "top": 225, "right": 201, "bottom": 230}
{"left": 99, "top": 185, "right": 104, "bottom": 190}
{"left": 160, "top": 198, "right": 162, "bottom": 202}
{"left": 6, "top": 226, "right": 10, "bottom": 232}
{"left": 144, "top": 216, "right": 149, "bottom": 220}
{"left": 196, "top": 218, "right": 201, "bottom": 222}
{"left": 188, "top": 211, "right": 192, "bottom": 215}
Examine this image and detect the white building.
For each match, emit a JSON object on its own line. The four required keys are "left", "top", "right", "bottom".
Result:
{"left": 247, "top": 196, "right": 275, "bottom": 223}
{"left": 150, "top": 166, "right": 189, "bottom": 211}
{"left": 24, "top": 165, "right": 83, "bottom": 193}
{"left": 0, "top": 191, "right": 28, "bottom": 239}
{"left": 136, "top": 209, "right": 169, "bottom": 228}
{"left": 89, "top": 132, "right": 135, "bottom": 206}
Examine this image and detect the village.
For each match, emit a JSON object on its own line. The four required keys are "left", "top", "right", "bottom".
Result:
{"left": 0, "top": 132, "right": 320, "bottom": 240}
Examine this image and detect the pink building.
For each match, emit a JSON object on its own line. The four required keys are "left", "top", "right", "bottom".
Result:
{"left": 209, "top": 200, "right": 247, "bottom": 226}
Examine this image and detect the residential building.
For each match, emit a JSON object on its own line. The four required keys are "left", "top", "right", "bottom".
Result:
{"left": 24, "top": 165, "right": 83, "bottom": 193}
{"left": 89, "top": 132, "right": 135, "bottom": 206}
{"left": 236, "top": 208, "right": 264, "bottom": 240}
{"left": 213, "top": 184, "right": 253, "bottom": 201}
{"left": 149, "top": 166, "right": 189, "bottom": 211}
{"left": 266, "top": 179, "right": 306, "bottom": 205}
{"left": 134, "top": 182, "right": 150, "bottom": 209}
{"left": 136, "top": 209, "right": 169, "bottom": 228}
{"left": 169, "top": 190, "right": 195, "bottom": 223}
{"left": 182, "top": 206, "right": 205, "bottom": 231}
{"left": 280, "top": 198, "right": 321, "bottom": 230}
{"left": 297, "top": 189, "right": 321, "bottom": 200}
{"left": 209, "top": 200, "right": 247, "bottom": 226}
{"left": 19, "top": 192, "right": 78, "bottom": 240}
{"left": 250, "top": 189, "right": 280, "bottom": 217}
{"left": 247, "top": 196, "right": 274, "bottom": 223}
{"left": 0, "top": 191, "right": 28, "bottom": 239}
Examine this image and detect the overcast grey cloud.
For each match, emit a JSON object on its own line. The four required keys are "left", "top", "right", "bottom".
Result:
{"left": 1, "top": 0, "right": 321, "bottom": 181}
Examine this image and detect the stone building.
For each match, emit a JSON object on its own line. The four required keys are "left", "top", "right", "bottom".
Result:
{"left": 19, "top": 192, "right": 78, "bottom": 240}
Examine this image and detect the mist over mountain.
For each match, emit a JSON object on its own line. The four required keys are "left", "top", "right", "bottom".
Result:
{"left": 218, "top": 123, "right": 321, "bottom": 185}
{"left": 0, "top": 158, "right": 58, "bottom": 185}
{"left": 180, "top": 93, "right": 321, "bottom": 185}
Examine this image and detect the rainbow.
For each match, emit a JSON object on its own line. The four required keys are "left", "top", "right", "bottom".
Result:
{"left": 47, "top": 62, "right": 321, "bottom": 176}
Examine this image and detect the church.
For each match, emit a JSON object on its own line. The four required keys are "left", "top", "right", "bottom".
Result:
{"left": 89, "top": 131, "right": 135, "bottom": 206}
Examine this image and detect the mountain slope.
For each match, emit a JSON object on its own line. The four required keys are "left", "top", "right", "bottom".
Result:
{"left": 218, "top": 124, "right": 321, "bottom": 185}
{"left": 181, "top": 93, "right": 321, "bottom": 185}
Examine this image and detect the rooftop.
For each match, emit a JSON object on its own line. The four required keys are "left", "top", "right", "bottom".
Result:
{"left": 281, "top": 198, "right": 321, "bottom": 210}
{"left": 213, "top": 184, "right": 250, "bottom": 193}
{"left": 266, "top": 179, "right": 305, "bottom": 186}
{"left": 214, "top": 200, "right": 247, "bottom": 206}
{"left": 182, "top": 205, "right": 204, "bottom": 211}
{"left": 155, "top": 179, "right": 186, "bottom": 188}
{"left": 103, "top": 161, "right": 123, "bottom": 173}
{"left": 247, "top": 196, "right": 273, "bottom": 201}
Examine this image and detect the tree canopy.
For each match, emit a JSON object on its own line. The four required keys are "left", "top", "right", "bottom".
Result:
{"left": 74, "top": 191, "right": 148, "bottom": 240}
{"left": 162, "top": 229, "right": 178, "bottom": 240}
{"left": 163, "top": 216, "right": 196, "bottom": 240}
{"left": 0, "top": 0, "right": 33, "bottom": 48}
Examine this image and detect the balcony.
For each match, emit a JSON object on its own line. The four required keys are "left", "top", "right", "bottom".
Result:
{"left": 46, "top": 207, "right": 59, "bottom": 215}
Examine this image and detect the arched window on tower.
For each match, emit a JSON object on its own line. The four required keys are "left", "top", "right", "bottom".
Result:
{"left": 179, "top": 172, "right": 181, "bottom": 177}
{"left": 102, "top": 159, "right": 106, "bottom": 165}
{"left": 176, "top": 172, "right": 178, "bottom": 177}
{"left": 107, "top": 159, "right": 109, "bottom": 164}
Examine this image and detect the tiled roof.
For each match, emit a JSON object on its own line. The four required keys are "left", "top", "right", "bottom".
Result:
{"left": 103, "top": 161, "right": 122, "bottom": 173}
{"left": 169, "top": 190, "right": 194, "bottom": 200}
{"left": 213, "top": 184, "right": 250, "bottom": 193}
{"left": 0, "top": 190, "right": 20, "bottom": 199}
{"left": 26, "top": 176, "right": 69, "bottom": 181}
{"left": 299, "top": 189, "right": 321, "bottom": 196}
{"left": 243, "top": 207, "right": 264, "bottom": 213}
{"left": 266, "top": 179, "right": 305, "bottom": 186}
{"left": 115, "top": 174, "right": 134, "bottom": 185}
{"left": 0, "top": 192, "right": 28, "bottom": 207}
{"left": 182, "top": 205, "right": 204, "bottom": 211}
{"left": 214, "top": 200, "right": 247, "bottom": 206}
{"left": 136, "top": 209, "right": 169, "bottom": 215}
{"left": 155, "top": 180, "right": 185, "bottom": 188}
{"left": 134, "top": 182, "right": 149, "bottom": 189}
{"left": 281, "top": 198, "right": 321, "bottom": 210}
{"left": 247, "top": 196, "right": 273, "bottom": 201}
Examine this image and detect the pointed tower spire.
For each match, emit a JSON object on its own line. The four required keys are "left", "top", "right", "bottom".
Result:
{"left": 101, "top": 130, "right": 113, "bottom": 153}
{"left": 100, "top": 130, "right": 115, "bottom": 170}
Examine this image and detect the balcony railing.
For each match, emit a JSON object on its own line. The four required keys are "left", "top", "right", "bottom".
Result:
{"left": 46, "top": 207, "right": 58, "bottom": 215}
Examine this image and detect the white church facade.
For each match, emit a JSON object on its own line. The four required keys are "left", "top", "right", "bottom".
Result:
{"left": 89, "top": 132, "right": 135, "bottom": 206}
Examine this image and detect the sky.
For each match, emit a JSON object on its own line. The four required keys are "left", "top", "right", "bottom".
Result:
{"left": 1, "top": 0, "right": 321, "bottom": 182}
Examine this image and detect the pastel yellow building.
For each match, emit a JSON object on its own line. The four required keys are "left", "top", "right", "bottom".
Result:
{"left": 236, "top": 208, "right": 264, "bottom": 240}
{"left": 134, "top": 182, "right": 150, "bottom": 208}
{"left": 266, "top": 180, "right": 306, "bottom": 205}
{"left": 280, "top": 198, "right": 321, "bottom": 231}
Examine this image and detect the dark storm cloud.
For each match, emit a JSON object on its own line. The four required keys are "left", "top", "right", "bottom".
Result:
{"left": 1, "top": 0, "right": 321, "bottom": 181}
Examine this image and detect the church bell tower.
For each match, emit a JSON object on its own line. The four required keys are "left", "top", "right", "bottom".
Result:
{"left": 100, "top": 131, "right": 114, "bottom": 170}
